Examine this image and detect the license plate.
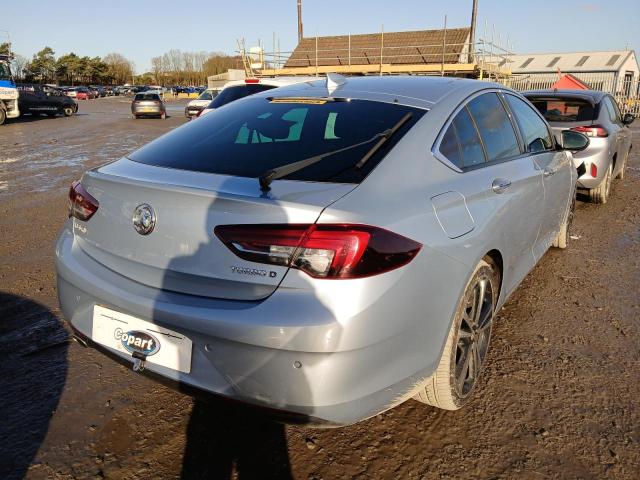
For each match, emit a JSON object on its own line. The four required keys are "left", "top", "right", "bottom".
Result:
{"left": 140, "top": 107, "right": 156, "bottom": 112}
{"left": 92, "top": 305, "right": 192, "bottom": 373}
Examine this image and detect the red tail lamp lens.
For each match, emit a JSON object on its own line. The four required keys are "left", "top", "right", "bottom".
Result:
{"left": 571, "top": 125, "right": 609, "bottom": 138}
{"left": 590, "top": 163, "right": 597, "bottom": 177}
{"left": 214, "top": 224, "right": 422, "bottom": 279}
{"left": 69, "top": 181, "right": 99, "bottom": 221}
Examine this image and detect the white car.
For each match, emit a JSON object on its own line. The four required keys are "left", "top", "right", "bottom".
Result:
{"left": 185, "top": 88, "right": 221, "bottom": 119}
{"left": 197, "top": 77, "right": 319, "bottom": 118}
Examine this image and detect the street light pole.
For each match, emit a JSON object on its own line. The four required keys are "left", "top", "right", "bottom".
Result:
{"left": 297, "top": 0, "right": 303, "bottom": 44}
{"left": 469, "top": 0, "right": 478, "bottom": 62}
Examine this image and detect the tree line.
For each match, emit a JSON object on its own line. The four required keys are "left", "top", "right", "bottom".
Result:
{"left": 1, "top": 43, "right": 135, "bottom": 85}
{"left": 1, "top": 43, "right": 242, "bottom": 86}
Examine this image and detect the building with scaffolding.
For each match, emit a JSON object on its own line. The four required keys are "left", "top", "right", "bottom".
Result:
{"left": 244, "top": 26, "right": 512, "bottom": 80}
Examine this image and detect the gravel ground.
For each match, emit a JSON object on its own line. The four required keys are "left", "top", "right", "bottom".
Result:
{"left": 0, "top": 97, "right": 638, "bottom": 480}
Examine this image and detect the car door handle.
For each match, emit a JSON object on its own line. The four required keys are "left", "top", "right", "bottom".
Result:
{"left": 492, "top": 178, "right": 511, "bottom": 194}
{"left": 543, "top": 167, "right": 557, "bottom": 177}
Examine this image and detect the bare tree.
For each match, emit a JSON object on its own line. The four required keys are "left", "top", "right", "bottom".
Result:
{"left": 151, "top": 56, "right": 164, "bottom": 85}
{"left": 11, "top": 54, "right": 27, "bottom": 81}
{"left": 103, "top": 53, "right": 135, "bottom": 84}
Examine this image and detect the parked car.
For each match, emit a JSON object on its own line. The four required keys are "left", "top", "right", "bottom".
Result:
{"left": 198, "top": 77, "right": 318, "bottom": 118}
{"left": 524, "top": 90, "right": 634, "bottom": 204}
{"left": 90, "top": 85, "right": 106, "bottom": 97}
{"left": 65, "top": 88, "right": 77, "bottom": 98}
{"left": 67, "top": 87, "right": 90, "bottom": 100}
{"left": 17, "top": 84, "right": 77, "bottom": 117}
{"left": 56, "top": 76, "right": 588, "bottom": 426}
{"left": 184, "top": 88, "right": 220, "bottom": 119}
{"left": 131, "top": 92, "right": 166, "bottom": 119}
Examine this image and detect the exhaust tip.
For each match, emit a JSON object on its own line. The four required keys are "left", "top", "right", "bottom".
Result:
{"left": 72, "top": 335, "right": 89, "bottom": 348}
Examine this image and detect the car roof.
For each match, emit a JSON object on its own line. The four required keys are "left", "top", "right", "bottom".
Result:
{"left": 240, "top": 75, "right": 503, "bottom": 109}
{"left": 523, "top": 89, "right": 607, "bottom": 103}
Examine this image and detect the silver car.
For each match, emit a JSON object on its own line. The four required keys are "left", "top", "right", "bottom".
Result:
{"left": 131, "top": 92, "right": 166, "bottom": 119}
{"left": 56, "top": 76, "right": 586, "bottom": 426}
{"left": 524, "top": 90, "right": 634, "bottom": 204}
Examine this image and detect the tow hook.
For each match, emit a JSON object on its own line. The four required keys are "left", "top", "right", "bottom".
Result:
{"left": 132, "top": 351, "right": 146, "bottom": 372}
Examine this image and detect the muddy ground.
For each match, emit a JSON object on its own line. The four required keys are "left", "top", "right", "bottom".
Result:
{"left": 0, "top": 97, "right": 638, "bottom": 480}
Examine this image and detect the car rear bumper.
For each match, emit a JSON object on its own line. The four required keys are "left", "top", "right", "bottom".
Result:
{"left": 132, "top": 107, "right": 163, "bottom": 116}
{"left": 55, "top": 223, "right": 448, "bottom": 425}
{"left": 573, "top": 138, "right": 611, "bottom": 190}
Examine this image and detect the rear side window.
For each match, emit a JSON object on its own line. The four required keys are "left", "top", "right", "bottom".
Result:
{"left": 439, "top": 107, "right": 485, "bottom": 168}
{"left": 210, "top": 84, "right": 277, "bottom": 109}
{"left": 467, "top": 93, "right": 521, "bottom": 162}
{"left": 603, "top": 96, "right": 621, "bottom": 124}
{"left": 527, "top": 96, "right": 596, "bottom": 123}
{"left": 505, "top": 95, "right": 553, "bottom": 153}
{"left": 129, "top": 97, "right": 426, "bottom": 184}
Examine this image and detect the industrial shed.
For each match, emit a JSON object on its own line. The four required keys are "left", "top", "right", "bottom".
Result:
{"left": 506, "top": 50, "right": 639, "bottom": 97}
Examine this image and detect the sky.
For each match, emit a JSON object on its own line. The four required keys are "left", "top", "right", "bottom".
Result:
{"left": 3, "top": 0, "right": 639, "bottom": 73}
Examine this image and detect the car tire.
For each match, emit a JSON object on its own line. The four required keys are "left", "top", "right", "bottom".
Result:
{"left": 588, "top": 162, "right": 612, "bottom": 204}
{"left": 615, "top": 151, "right": 630, "bottom": 180}
{"left": 160, "top": 113, "right": 166, "bottom": 120}
{"left": 0, "top": 108, "right": 6, "bottom": 125}
{"left": 414, "top": 258, "right": 499, "bottom": 410}
{"left": 132, "top": 115, "right": 138, "bottom": 119}
{"left": 63, "top": 106, "right": 75, "bottom": 117}
{"left": 552, "top": 192, "right": 575, "bottom": 249}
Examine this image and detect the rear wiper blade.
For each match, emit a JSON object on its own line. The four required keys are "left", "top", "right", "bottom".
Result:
{"left": 259, "top": 131, "right": 385, "bottom": 192}
{"left": 354, "top": 112, "right": 413, "bottom": 169}
{"left": 258, "top": 111, "right": 414, "bottom": 192}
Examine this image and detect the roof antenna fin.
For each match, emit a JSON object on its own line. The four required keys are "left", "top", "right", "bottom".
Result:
{"left": 326, "top": 73, "right": 347, "bottom": 95}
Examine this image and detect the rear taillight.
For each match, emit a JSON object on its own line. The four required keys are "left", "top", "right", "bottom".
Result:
{"left": 214, "top": 224, "right": 422, "bottom": 279}
{"left": 590, "top": 163, "right": 597, "bottom": 177}
{"left": 68, "top": 181, "right": 99, "bottom": 221}
{"left": 570, "top": 125, "right": 609, "bottom": 137}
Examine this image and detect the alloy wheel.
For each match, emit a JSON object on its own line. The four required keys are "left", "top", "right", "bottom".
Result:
{"left": 454, "top": 276, "right": 494, "bottom": 398}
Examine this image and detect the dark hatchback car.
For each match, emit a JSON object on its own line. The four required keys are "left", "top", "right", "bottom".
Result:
{"left": 17, "top": 84, "right": 78, "bottom": 117}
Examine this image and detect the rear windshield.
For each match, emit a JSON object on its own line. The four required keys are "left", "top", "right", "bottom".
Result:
{"left": 209, "top": 84, "right": 277, "bottom": 109}
{"left": 135, "top": 93, "right": 160, "bottom": 101}
{"left": 129, "top": 97, "right": 426, "bottom": 184}
{"left": 526, "top": 96, "right": 596, "bottom": 122}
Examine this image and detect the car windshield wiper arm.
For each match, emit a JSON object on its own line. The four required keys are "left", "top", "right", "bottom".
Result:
{"left": 259, "top": 131, "right": 385, "bottom": 192}
{"left": 354, "top": 112, "right": 413, "bottom": 170}
{"left": 258, "top": 112, "right": 413, "bottom": 192}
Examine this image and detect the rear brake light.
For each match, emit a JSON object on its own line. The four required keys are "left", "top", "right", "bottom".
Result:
{"left": 69, "top": 181, "right": 99, "bottom": 221}
{"left": 245, "top": 78, "right": 260, "bottom": 84}
{"left": 570, "top": 125, "right": 608, "bottom": 138}
{"left": 590, "top": 163, "right": 597, "bottom": 177}
{"left": 214, "top": 224, "right": 422, "bottom": 279}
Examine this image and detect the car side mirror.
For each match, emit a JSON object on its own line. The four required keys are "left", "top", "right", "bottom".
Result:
{"left": 622, "top": 113, "right": 635, "bottom": 125}
{"left": 559, "top": 130, "right": 590, "bottom": 152}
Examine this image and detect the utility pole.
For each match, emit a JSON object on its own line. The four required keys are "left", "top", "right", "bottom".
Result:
{"left": 469, "top": 0, "right": 478, "bottom": 62}
{"left": 297, "top": 0, "right": 303, "bottom": 44}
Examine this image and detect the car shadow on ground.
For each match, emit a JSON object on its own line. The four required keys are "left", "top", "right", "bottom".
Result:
{"left": 0, "top": 292, "right": 69, "bottom": 480}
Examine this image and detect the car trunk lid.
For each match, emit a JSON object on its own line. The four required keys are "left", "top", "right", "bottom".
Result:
{"left": 74, "top": 158, "right": 354, "bottom": 301}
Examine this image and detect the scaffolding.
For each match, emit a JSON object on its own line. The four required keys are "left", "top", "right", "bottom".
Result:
{"left": 238, "top": 22, "right": 514, "bottom": 80}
